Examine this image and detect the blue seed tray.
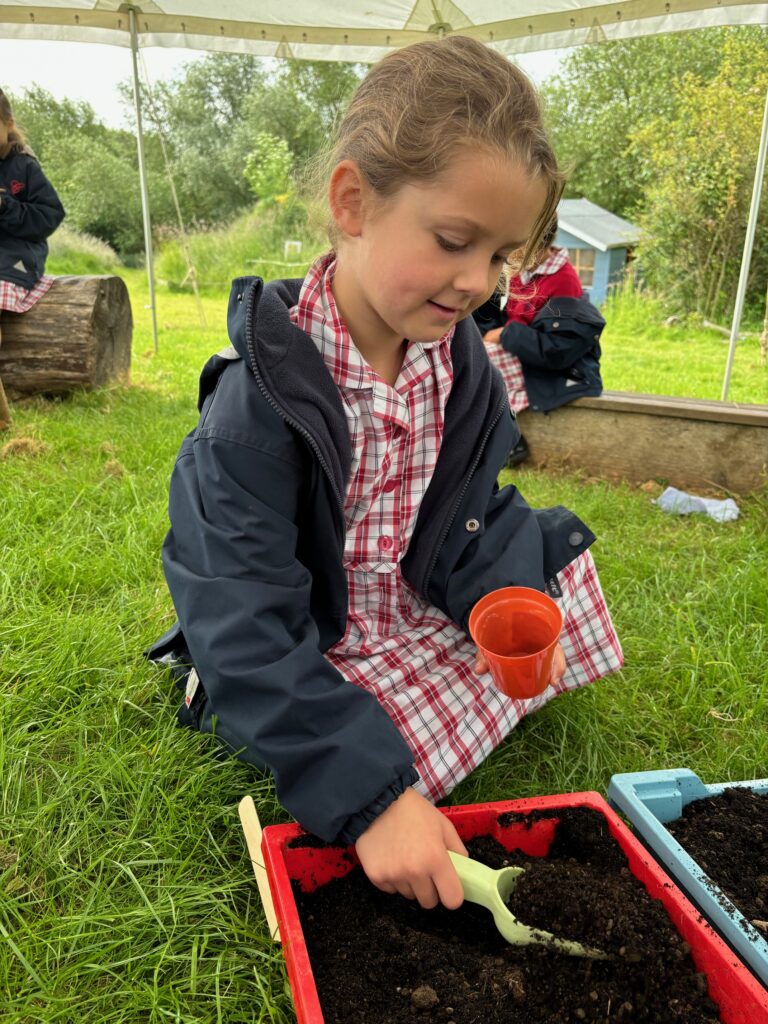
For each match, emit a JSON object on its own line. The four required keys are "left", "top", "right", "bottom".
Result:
{"left": 608, "top": 768, "right": 768, "bottom": 988}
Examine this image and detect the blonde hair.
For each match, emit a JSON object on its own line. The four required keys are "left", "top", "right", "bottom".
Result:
{"left": 0, "top": 88, "right": 31, "bottom": 158}
{"left": 321, "top": 35, "right": 565, "bottom": 271}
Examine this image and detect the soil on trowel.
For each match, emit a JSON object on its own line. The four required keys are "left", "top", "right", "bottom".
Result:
{"left": 667, "top": 786, "right": 768, "bottom": 935}
{"left": 293, "top": 807, "right": 722, "bottom": 1023}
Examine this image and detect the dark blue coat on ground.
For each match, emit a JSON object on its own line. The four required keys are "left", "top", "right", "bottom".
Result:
{"left": 0, "top": 150, "right": 65, "bottom": 289}
{"left": 473, "top": 294, "right": 605, "bottom": 412}
{"left": 150, "top": 277, "right": 596, "bottom": 843}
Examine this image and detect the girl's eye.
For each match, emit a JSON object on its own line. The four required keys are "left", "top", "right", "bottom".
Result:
{"left": 436, "top": 235, "right": 465, "bottom": 253}
{"left": 436, "top": 235, "right": 509, "bottom": 266}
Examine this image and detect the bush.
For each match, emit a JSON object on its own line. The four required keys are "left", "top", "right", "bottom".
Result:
{"left": 46, "top": 224, "right": 122, "bottom": 276}
{"left": 155, "top": 200, "right": 326, "bottom": 292}
{"left": 630, "top": 33, "right": 768, "bottom": 320}
{"left": 244, "top": 134, "right": 294, "bottom": 204}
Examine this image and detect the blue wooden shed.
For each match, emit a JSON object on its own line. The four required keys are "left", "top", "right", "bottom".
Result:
{"left": 555, "top": 199, "right": 641, "bottom": 307}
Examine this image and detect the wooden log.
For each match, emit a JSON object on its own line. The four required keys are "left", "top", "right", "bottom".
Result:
{"left": 517, "top": 391, "right": 768, "bottom": 495}
{"left": 0, "top": 275, "right": 132, "bottom": 398}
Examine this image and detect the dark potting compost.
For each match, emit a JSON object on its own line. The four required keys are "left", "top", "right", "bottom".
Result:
{"left": 292, "top": 808, "right": 721, "bottom": 1023}
{"left": 667, "top": 787, "right": 768, "bottom": 933}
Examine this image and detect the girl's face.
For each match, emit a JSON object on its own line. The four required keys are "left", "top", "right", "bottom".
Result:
{"left": 0, "top": 120, "right": 10, "bottom": 147}
{"left": 333, "top": 149, "right": 548, "bottom": 349}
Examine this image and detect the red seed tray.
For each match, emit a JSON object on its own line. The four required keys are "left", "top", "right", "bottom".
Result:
{"left": 260, "top": 792, "right": 768, "bottom": 1024}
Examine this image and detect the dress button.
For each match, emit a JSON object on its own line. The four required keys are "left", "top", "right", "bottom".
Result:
{"left": 378, "top": 535, "right": 393, "bottom": 550}
{"left": 552, "top": 321, "right": 560, "bottom": 328}
{"left": 465, "top": 518, "right": 480, "bottom": 533}
{"left": 383, "top": 479, "right": 398, "bottom": 493}
{"left": 568, "top": 531, "right": 584, "bottom": 546}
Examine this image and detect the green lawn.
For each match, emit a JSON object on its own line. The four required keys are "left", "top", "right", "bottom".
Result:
{"left": 1, "top": 273, "right": 766, "bottom": 1022}
{"left": 600, "top": 283, "right": 768, "bottom": 405}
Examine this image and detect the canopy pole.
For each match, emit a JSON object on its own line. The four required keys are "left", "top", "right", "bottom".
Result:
{"left": 128, "top": 7, "right": 159, "bottom": 353}
{"left": 721, "top": 82, "right": 768, "bottom": 401}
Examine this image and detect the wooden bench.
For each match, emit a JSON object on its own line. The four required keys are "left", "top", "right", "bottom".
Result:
{"left": 0, "top": 275, "right": 132, "bottom": 426}
{"left": 517, "top": 391, "right": 768, "bottom": 495}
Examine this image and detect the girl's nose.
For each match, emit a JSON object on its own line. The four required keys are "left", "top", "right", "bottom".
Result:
{"left": 453, "top": 259, "right": 493, "bottom": 299}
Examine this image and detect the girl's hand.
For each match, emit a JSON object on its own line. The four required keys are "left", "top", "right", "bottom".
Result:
{"left": 483, "top": 327, "right": 503, "bottom": 346}
{"left": 475, "top": 642, "right": 567, "bottom": 685}
{"left": 355, "top": 787, "right": 468, "bottom": 909}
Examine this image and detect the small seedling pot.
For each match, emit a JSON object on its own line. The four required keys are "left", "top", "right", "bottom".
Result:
{"left": 468, "top": 586, "right": 563, "bottom": 699}
{"left": 609, "top": 768, "right": 768, "bottom": 988}
{"left": 260, "top": 792, "right": 768, "bottom": 1023}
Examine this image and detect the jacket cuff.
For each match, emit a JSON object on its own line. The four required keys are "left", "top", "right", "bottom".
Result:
{"left": 337, "top": 767, "right": 419, "bottom": 845}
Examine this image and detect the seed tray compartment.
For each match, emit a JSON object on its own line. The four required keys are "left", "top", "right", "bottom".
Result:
{"left": 608, "top": 768, "right": 768, "bottom": 988}
{"left": 261, "top": 791, "right": 768, "bottom": 1023}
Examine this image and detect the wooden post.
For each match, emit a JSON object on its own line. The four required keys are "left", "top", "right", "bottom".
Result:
{"left": 0, "top": 275, "right": 132, "bottom": 398}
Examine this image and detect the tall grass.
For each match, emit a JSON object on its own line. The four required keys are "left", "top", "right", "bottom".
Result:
{"left": 46, "top": 224, "right": 121, "bottom": 277}
{"left": 155, "top": 201, "right": 327, "bottom": 293}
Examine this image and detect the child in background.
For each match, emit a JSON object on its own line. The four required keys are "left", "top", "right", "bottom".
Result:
{"left": 150, "top": 36, "right": 623, "bottom": 912}
{"left": 474, "top": 217, "right": 605, "bottom": 465}
{"left": 0, "top": 88, "right": 65, "bottom": 425}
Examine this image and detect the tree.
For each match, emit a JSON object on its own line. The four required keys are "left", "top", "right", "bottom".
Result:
{"left": 12, "top": 84, "right": 112, "bottom": 165}
{"left": 540, "top": 28, "right": 759, "bottom": 217}
{"left": 132, "top": 55, "right": 363, "bottom": 228}
{"left": 9, "top": 57, "right": 362, "bottom": 255}
{"left": 11, "top": 86, "right": 171, "bottom": 254}
{"left": 244, "top": 133, "right": 293, "bottom": 203}
{"left": 631, "top": 32, "right": 768, "bottom": 320}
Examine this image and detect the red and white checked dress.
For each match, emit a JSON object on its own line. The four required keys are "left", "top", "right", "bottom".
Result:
{"left": 0, "top": 275, "right": 54, "bottom": 313}
{"left": 291, "top": 253, "right": 623, "bottom": 803}
{"left": 485, "top": 247, "right": 571, "bottom": 415}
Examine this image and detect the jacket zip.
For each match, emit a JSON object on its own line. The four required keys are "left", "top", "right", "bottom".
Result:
{"left": 422, "top": 394, "right": 509, "bottom": 597}
{"left": 243, "top": 283, "right": 346, "bottom": 545}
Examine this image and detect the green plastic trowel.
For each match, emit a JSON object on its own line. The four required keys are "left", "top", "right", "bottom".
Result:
{"left": 448, "top": 851, "right": 608, "bottom": 959}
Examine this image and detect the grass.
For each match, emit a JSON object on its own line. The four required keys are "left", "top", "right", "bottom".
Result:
{"left": 155, "top": 203, "right": 325, "bottom": 294}
{"left": 1, "top": 270, "right": 766, "bottom": 1022}
{"left": 46, "top": 225, "right": 122, "bottom": 278}
{"left": 601, "top": 281, "right": 768, "bottom": 405}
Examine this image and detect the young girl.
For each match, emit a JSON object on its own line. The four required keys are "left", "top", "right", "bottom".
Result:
{"left": 150, "top": 36, "right": 623, "bottom": 912}
{"left": 474, "top": 216, "right": 605, "bottom": 464}
{"left": 0, "top": 88, "right": 65, "bottom": 424}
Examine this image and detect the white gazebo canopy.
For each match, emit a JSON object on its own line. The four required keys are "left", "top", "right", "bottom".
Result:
{"left": 1, "top": 1, "right": 766, "bottom": 394}
{"left": 1, "top": 1, "right": 766, "bottom": 58}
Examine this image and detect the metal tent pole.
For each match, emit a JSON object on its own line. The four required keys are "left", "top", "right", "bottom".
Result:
{"left": 128, "top": 7, "right": 159, "bottom": 353}
{"left": 721, "top": 82, "right": 768, "bottom": 401}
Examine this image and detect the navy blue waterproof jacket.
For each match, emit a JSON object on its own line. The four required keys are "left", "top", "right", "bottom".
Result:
{"left": 473, "top": 295, "right": 604, "bottom": 412}
{"left": 150, "top": 276, "right": 596, "bottom": 844}
{"left": 0, "top": 149, "right": 65, "bottom": 290}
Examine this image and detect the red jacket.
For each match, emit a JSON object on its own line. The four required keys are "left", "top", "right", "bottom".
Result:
{"left": 506, "top": 260, "right": 583, "bottom": 326}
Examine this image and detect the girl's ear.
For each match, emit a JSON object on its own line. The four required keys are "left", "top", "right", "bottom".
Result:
{"left": 328, "top": 160, "right": 367, "bottom": 239}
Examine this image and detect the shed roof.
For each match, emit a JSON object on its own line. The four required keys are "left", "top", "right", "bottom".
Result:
{"left": 558, "top": 199, "right": 642, "bottom": 252}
